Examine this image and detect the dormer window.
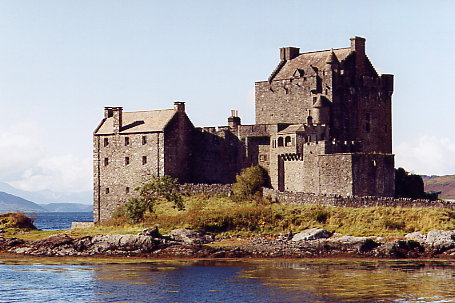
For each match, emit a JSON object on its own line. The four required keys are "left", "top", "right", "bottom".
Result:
{"left": 293, "top": 69, "right": 304, "bottom": 78}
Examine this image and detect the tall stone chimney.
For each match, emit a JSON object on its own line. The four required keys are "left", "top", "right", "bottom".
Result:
{"left": 350, "top": 36, "right": 366, "bottom": 56}
{"left": 350, "top": 36, "right": 366, "bottom": 72}
{"left": 104, "top": 107, "right": 113, "bottom": 119}
{"left": 111, "top": 107, "right": 123, "bottom": 133}
{"left": 174, "top": 101, "right": 185, "bottom": 112}
{"left": 280, "top": 47, "right": 300, "bottom": 61}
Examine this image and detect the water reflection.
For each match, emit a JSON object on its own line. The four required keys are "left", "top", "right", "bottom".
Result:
{"left": 0, "top": 258, "right": 454, "bottom": 302}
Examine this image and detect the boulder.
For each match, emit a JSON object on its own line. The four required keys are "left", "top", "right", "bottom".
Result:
{"left": 165, "top": 229, "right": 213, "bottom": 244}
{"left": 86, "top": 234, "right": 158, "bottom": 252}
{"left": 291, "top": 228, "right": 332, "bottom": 242}
{"left": 425, "top": 230, "right": 455, "bottom": 251}
{"left": 327, "top": 235, "right": 380, "bottom": 253}
{"left": 138, "top": 227, "right": 161, "bottom": 238}
{"left": 404, "top": 231, "right": 426, "bottom": 242}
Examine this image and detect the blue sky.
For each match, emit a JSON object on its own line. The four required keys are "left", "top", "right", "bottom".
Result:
{"left": 0, "top": 0, "right": 453, "bottom": 194}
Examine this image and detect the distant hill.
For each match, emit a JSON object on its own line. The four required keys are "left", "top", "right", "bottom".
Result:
{"left": 423, "top": 175, "right": 455, "bottom": 200}
{"left": 40, "top": 203, "right": 92, "bottom": 212}
{"left": 0, "top": 192, "right": 46, "bottom": 212}
{"left": 0, "top": 182, "right": 91, "bottom": 205}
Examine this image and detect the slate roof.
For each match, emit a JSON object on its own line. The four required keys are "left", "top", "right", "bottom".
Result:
{"left": 95, "top": 109, "right": 176, "bottom": 135}
{"left": 272, "top": 47, "right": 351, "bottom": 81}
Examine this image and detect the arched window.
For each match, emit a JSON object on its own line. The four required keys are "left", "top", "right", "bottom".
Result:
{"left": 277, "top": 137, "right": 284, "bottom": 147}
{"left": 285, "top": 136, "right": 292, "bottom": 147}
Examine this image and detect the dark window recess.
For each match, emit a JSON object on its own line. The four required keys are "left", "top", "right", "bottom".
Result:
{"left": 142, "top": 136, "right": 147, "bottom": 145}
{"left": 142, "top": 156, "right": 147, "bottom": 165}
{"left": 285, "top": 136, "right": 292, "bottom": 147}
{"left": 278, "top": 137, "right": 284, "bottom": 147}
{"left": 103, "top": 138, "right": 109, "bottom": 147}
{"left": 125, "top": 157, "right": 130, "bottom": 165}
{"left": 126, "top": 187, "right": 130, "bottom": 194}
{"left": 125, "top": 137, "right": 130, "bottom": 146}
{"left": 104, "top": 158, "right": 109, "bottom": 166}
{"left": 105, "top": 188, "right": 110, "bottom": 194}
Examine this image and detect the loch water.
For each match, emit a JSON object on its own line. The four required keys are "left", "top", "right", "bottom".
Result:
{"left": 0, "top": 258, "right": 455, "bottom": 303}
{"left": 29, "top": 212, "right": 93, "bottom": 230}
{"left": 8, "top": 213, "right": 455, "bottom": 302}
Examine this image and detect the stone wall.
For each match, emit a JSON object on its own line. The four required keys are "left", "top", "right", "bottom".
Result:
{"left": 179, "top": 184, "right": 232, "bottom": 196}
{"left": 94, "top": 132, "right": 165, "bottom": 222}
{"left": 263, "top": 187, "right": 455, "bottom": 210}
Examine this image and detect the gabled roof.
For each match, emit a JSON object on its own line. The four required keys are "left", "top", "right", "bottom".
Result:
{"left": 95, "top": 109, "right": 177, "bottom": 135}
{"left": 272, "top": 47, "right": 351, "bottom": 81}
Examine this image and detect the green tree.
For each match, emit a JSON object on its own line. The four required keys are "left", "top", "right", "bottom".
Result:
{"left": 232, "top": 166, "right": 269, "bottom": 200}
{"left": 124, "top": 175, "right": 184, "bottom": 223}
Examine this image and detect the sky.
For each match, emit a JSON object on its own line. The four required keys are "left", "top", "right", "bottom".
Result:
{"left": 0, "top": 0, "right": 454, "bottom": 196}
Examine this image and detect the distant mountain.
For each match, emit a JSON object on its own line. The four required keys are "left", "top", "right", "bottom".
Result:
{"left": 0, "top": 182, "right": 91, "bottom": 205}
{"left": 40, "top": 203, "right": 92, "bottom": 212}
{"left": 423, "top": 175, "right": 455, "bottom": 200}
{"left": 0, "top": 191, "right": 46, "bottom": 212}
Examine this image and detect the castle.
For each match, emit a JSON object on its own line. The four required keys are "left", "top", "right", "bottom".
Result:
{"left": 93, "top": 36, "right": 395, "bottom": 222}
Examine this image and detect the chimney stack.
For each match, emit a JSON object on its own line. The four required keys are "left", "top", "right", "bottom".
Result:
{"left": 111, "top": 107, "right": 123, "bottom": 133}
{"left": 228, "top": 110, "right": 241, "bottom": 129}
{"left": 280, "top": 47, "right": 300, "bottom": 61}
{"left": 350, "top": 36, "right": 366, "bottom": 56}
{"left": 174, "top": 101, "right": 185, "bottom": 113}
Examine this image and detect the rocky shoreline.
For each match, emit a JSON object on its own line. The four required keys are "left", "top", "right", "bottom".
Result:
{"left": 1, "top": 228, "right": 455, "bottom": 259}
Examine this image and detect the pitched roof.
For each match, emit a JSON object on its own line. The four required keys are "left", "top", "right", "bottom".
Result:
{"left": 95, "top": 109, "right": 177, "bottom": 135}
{"left": 272, "top": 47, "right": 351, "bottom": 80}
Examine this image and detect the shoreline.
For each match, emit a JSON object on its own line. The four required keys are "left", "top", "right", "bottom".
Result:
{"left": 2, "top": 229, "right": 455, "bottom": 261}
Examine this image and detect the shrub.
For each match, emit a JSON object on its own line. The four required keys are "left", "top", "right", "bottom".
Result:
{"left": 0, "top": 212, "right": 36, "bottom": 230}
{"left": 120, "top": 176, "right": 184, "bottom": 223}
{"left": 232, "top": 166, "right": 269, "bottom": 200}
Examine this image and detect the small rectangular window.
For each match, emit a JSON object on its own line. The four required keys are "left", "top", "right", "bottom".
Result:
{"left": 142, "top": 136, "right": 147, "bottom": 145}
{"left": 126, "top": 187, "right": 130, "bottom": 194}
{"left": 124, "top": 137, "right": 130, "bottom": 146}
{"left": 105, "top": 188, "right": 110, "bottom": 194}
{"left": 103, "top": 138, "right": 109, "bottom": 147}
{"left": 125, "top": 157, "right": 130, "bottom": 165}
{"left": 142, "top": 156, "right": 147, "bottom": 165}
{"left": 104, "top": 158, "right": 109, "bottom": 166}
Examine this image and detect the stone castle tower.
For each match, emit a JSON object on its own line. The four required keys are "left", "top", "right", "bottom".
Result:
{"left": 93, "top": 37, "right": 394, "bottom": 222}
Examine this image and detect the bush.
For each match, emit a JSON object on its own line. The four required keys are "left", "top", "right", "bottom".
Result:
{"left": 232, "top": 166, "right": 269, "bottom": 200}
{"left": 0, "top": 212, "right": 36, "bottom": 230}
{"left": 120, "top": 176, "right": 184, "bottom": 223}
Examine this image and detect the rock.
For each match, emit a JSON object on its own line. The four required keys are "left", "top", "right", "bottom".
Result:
{"left": 327, "top": 235, "right": 380, "bottom": 253}
{"left": 87, "top": 234, "right": 158, "bottom": 253}
{"left": 374, "top": 240, "right": 425, "bottom": 258}
{"left": 138, "top": 227, "right": 161, "bottom": 238}
{"left": 165, "top": 229, "right": 213, "bottom": 244}
{"left": 425, "top": 230, "right": 455, "bottom": 251}
{"left": 405, "top": 231, "right": 426, "bottom": 242}
{"left": 291, "top": 228, "right": 332, "bottom": 241}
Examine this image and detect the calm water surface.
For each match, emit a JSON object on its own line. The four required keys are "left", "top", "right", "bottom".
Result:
{"left": 28, "top": 212, "right": 93, "bottom": 230}
{"left": 0, "top": 259, "right": 454, "bottom": 303}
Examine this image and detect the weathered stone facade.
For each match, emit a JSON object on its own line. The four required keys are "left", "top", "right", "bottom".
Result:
{"left": 94, "top": 36, "right": 395, "bottom": 222}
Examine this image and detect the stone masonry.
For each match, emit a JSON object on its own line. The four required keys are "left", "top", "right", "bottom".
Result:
{"left": 93, "top": 36, "right": 395, "bottom": 222}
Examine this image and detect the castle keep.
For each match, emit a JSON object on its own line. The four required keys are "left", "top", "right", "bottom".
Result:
{"left": 93, "top": 37, "right": 395, "bottom": 222}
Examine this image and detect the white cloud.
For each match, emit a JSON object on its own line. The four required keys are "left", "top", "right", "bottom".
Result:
{"left": 0, "top": 122, "right": 91, "bottom": 193}
{"left": 395, "top": 136, "right": 455, "bottom": 176}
